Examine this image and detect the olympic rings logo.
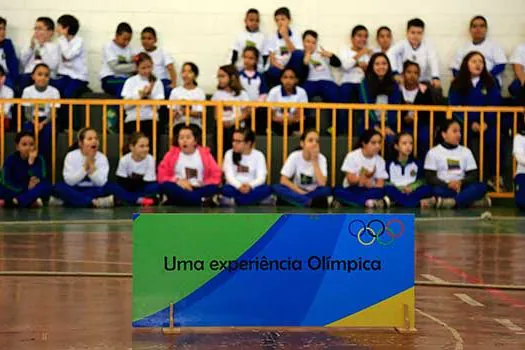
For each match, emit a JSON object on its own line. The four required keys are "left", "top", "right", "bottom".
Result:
{"left": 348, "top": 219, "right": 405, "bottom": 246}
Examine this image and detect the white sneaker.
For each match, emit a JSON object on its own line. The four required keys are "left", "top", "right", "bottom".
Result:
{"left": 220, "top": 196, "right": 236, "bottom": 207}
{"left": 437, "top": 197, "right": 456, "bottom": 209}
{"left": 472, "top": 196, "right": 492, "bottom": 208}
{"left": 48, "top": 196, "right": 64, "bottom": 207}
{"left": 93, "top": 195, "right": 114, "bottom": 208}
{"left": 383, "top": 196, "right": 392, "bottom": 209}
{"left": 260, "top": 195, "right": 277, "bottom": 206}
{"left": 32, "top": 198, "right": 43, "bottom": 208}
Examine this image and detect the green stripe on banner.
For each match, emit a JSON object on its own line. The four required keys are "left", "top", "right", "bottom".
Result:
{"left": 132, "top": 214, "right": 281, "bottom": 321}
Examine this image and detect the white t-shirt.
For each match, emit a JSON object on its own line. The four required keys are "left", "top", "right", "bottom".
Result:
{"left": 341, "top": 149, "right": 389, "bottom": 187}
{"left": 121, "top": 74, "right": 165, "bottom": 123}
{"left": 424, "top": 144, "right": 477, "bottom": 183}
{"left": 513, "top": 134, "right": 525, "bottom": 175}
{"left": 63, "top": 149, "right": 109, "bottom": 187}
{"left": 281, "top": 150, "right": 328, "bottom": 191}
{"left": 100, "top": 41, "right": 137, "bottom": 79}
{"left": 306, "top": 51, "right": 335, "bottom": 82}
{"left": 175, "top": 150, "right": 204, "bottom": 187}
{"left": 267, "top": 28, "right": 303, "bottom": 67}
{"left": 401, "top": 86, "right": 419, "bottom": 104}
{"left": 169, "top": 86, "right": 206, "bottom": 127}
{"left": 116, "top": 153, "right": 156, "bottom": 181}
{"left": 211, "top": 90, "right": 250, "bottom": 123}
{"left": 451, "top": 39, "right": 507, "bottom": 76}
{"left": 232, "top": 30, "right": 268, "bottom": 71}
{"left": 223, "top": 149, "right": 267, "bottom": 189}
{"left": 388, "top": 159, "right": 420, "bottom": 187}
{"left": 143, "top": 47, "right": 174, "bottom": 81}
{"left": 0, "top": 85, "right": 14, "bottom": 119}
{"left": 510, "top": 44, "right": 525, "bottom": 74}
{"left": 267, "top": 85, "right": 308, "bottom": 121}
{"left": 339, "top": 48, "right": 370, "bottom": 84}
{"left": 57, "top": 36, "right": 88, "bottom": 81}
{"left": 21, "top": 85, "right": 61, "bottom": 119}
{"left": 387, "top": 39, "right": 440, "bottom": 81}
{"left": 20, "top": 41, "right": 60, "bottom": 77}
{"left": 239, "top": 70, "right": 266, "bottom": 101}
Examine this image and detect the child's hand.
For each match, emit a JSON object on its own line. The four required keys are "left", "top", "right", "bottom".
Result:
{"left": 278, "top": 26, "right": 289, "bottom": 39}
{"left": 404, "top": 114, "right": 414, "bottom": 124}
{"left": 239, "top": 184, "right": 252, "bottom": 194}
{"left": 448, "top": 180, "right": 462, "bottom": 193}
{"left": 394, "top": 74, "right": 404, "bottom": 85}
{"left": 224, "top": 120, "right": 235, "bottom": 128}
{"left": 431, "top": 79, "right": 441, "bottom": 89}
{"left": 310, "top": 145, "right": 320, "bottom": 161}
{"left": 28, "top": 176, "right": 40, "bottom": 190}
{"left": 177, "top": 179, "right": 193, "bottom": 192}
{"left": 364, "top": 166, "right": 376, "bottom": 178}
{"left": 170, "top": 81, "right": 177, "bottom": 89}
{"left": 320, "top": 47, "right": 333, "bottom": 58}
{"left": 303, "top": 51, "right": 312, "bottom": 65}
{"left": 28, "top": 148, "right": 38, "bottom": 165}
{"left": 402, "top": 186, "right": 413, "bottom": 194}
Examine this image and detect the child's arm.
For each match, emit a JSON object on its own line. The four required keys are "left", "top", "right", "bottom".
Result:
{"left": 223, "top": 152, "right": 242, "bottom": 189}
{"left": 58, "top": 37, "right": 83, "bottom": 61}
{"left": 43, "top": 43, "right": 60, "bottom": 73}
{"left": 1, "top": 156, "right": 23, "bottom": 192}
{"left": 166, "top": 63, "right": 177, "bottom": 88}
{"left": 279, "top": 28, "right": 296, "bottom": 53}
{"left": 428, "top": 44, "right": 441, "bottom": 87}
{"left": 89, "top": 155, "right": 109, "bottom": 187}
{"left": 249, "top": 153, "right": 268, "bottom": 189}
{"left": 340, "top": 49, "right": 358, "bottom": 71}
{"left": 3, "top": 39, "right": 19, "bottom": 83}
{"left": 63, "top": 153, "right": 88, "bottom": 186}
{"left": 230, "top": 50, "right": 239, "bottom": 66}
{"left": 312, "top": 154, "right": 327, "bottom": 187}
{"left": 514, "top": 63, "right": 525, "bottom": 85}
{"left": 19, "top": 44, "right": 34, "bottom": 68}
{"left": 269, "top": 52, "right": 284, "bottom": 69}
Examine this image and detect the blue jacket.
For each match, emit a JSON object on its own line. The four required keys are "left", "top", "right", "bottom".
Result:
{"left": 358, "top": 78, "right": 401, "bottom": 129}
{"left": 0, "top": 38, "right": 20, "bottom": 84}
{"left": 448, "top": 79, "right": 502, "bottom": 126}
{"left": 1, "top": 152, "right": 47, "bottom": 193}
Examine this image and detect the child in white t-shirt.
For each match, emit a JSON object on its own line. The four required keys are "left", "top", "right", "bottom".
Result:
{"left": 140, "top": 26, "right": 177, "bottom": 99}
{"left": 212, "top": 64, "right": 250, "bottom": 147}
{"left": 231, "top": 8, "right": 268, "bottom": 72}
{"left": 267, "top": 68, "right": 308, "bottom": 135}
{"left": 334, "top": 129, "right": 389, "bottom": 208}
{"left": 110, "top": 132, "right": 159, "bottom": 206}
{"left": 424, "top": 119, "right": 489, "bottom": 209}
{"left": 266, "top": 7, "right": 304, "bottom": 87}
{"left": 273, "top": 129, "right": 331, "bottom": 207}
{"left": 121, "top": 52, "right": 165, "bottom": 147}
{"left": 100, "top": 22, "right": 137, "bottom": 97}
{"left": 169, "top": 62, "right": 206, "bottom": 133}
{"left": 384, "top": 132, "right": 435, "bottom": 208}
{"left": 221, "top": 128, "right": 272, "bottom": 206}
{"left": 54, "top": 14, "right": 89, "bottom": 98}
{"left": 20, "top": 17, "right": 60, "bottom": 90}
{"left": 21, "top": 63, "right": 60, "bottom": 164}
{"left": 509, "top": 43, "right": 525, "bottom": 100}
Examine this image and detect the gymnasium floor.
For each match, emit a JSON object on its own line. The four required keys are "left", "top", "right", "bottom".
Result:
{"left": 1, "top": 207, "right": 525, "bottom": 350}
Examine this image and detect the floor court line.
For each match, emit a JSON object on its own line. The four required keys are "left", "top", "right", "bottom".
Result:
{"left": 454, "top": 293, "right": 484, "bottom": 307}
{"left": 0, "top": 257, "right": 132, "bottom": 266}
{"left": 420, "top": 274, "right": 447, "bottom": 283}
{"left": 494, "top": 319, "right": 524, "bottom": 332}
{"left": 415, "top": 308, "right": 464, "bottom": 350}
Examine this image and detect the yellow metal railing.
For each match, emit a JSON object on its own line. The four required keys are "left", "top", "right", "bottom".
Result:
{"left": 0, "top": 98, "right": 523, "bottom": 198}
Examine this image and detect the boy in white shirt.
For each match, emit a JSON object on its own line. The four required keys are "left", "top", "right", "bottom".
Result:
{"left": 266, "top": 7, "right": 304, "bottom": 88}
{"left": 451, "top": 16, "right": 507, "bottom": 86}
{"left": 20, "top": 17, "right": 60, "bottom": 90}
{"left": 100, "top": 22, "right": 137, "bottom": 97}
{"left": 140, "top": 26, "right": 177, "bottom": 99}
{"left": 54, "top": 14, "right": 89, "bottom": 98}
{"left": 388, "top": 18, "right": 440, "bottom": 88}
{"left": 231, "top": 8, "right": 268, "bottom": 72}
{"left": 301, "top": 30, "right": 340, "bottom": 103}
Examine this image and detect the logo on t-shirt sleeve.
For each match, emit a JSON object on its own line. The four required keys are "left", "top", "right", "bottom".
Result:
{"left": 237, "top": 165, "right": 250, "bottom": 173}
{"left": 446, "top": 159, "right": 461, "bottom": 171}
{"left": 185, "top": 167, "right": 198, "bottom": 179}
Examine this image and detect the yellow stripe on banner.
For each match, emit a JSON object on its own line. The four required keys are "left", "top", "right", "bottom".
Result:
{"left": 326, "top": 287, "right": 414, "bottom": 329}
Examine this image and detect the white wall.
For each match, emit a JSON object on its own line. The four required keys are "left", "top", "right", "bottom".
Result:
{"left": 3, "top": 0, "right": 525, "bottom": 94}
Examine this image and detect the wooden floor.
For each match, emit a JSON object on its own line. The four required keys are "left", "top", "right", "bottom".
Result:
{"left": 1, "top": 209, "right": 525, "bottom": 349}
